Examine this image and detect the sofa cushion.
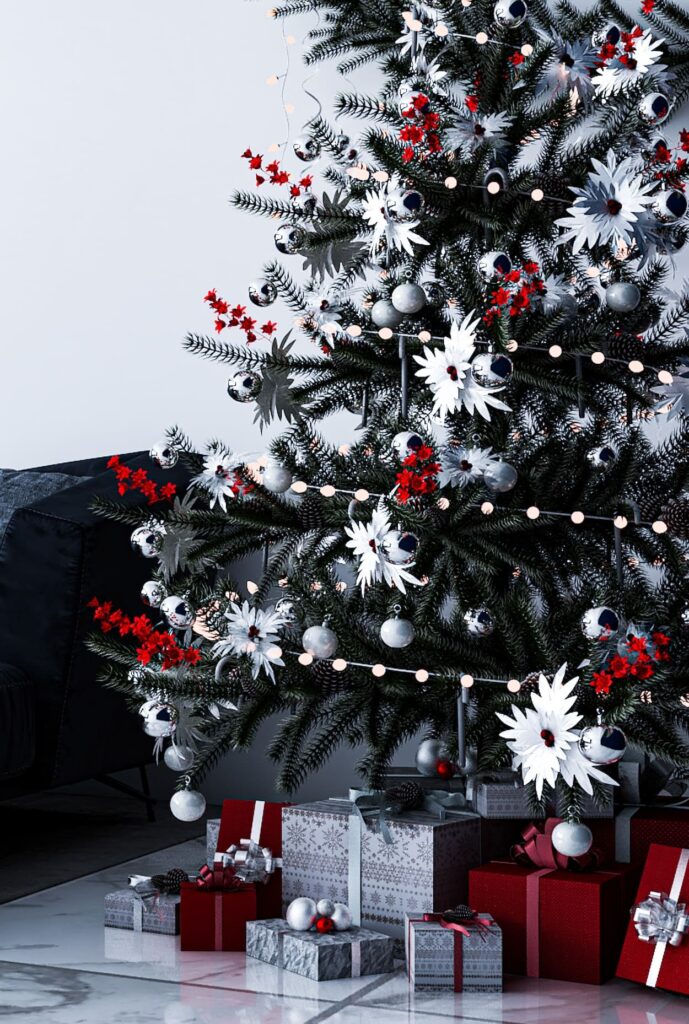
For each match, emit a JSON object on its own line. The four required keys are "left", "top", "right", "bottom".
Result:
{"left": 0, "top": 664, "right": 34, "bottom": 779}
{"left": 0, "top": 469, "right": 88, "bottom": 536}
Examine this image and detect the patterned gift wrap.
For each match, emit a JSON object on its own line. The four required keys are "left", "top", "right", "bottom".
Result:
{"left": 473, "top": 779, "right": 612, "bottom": 819}
{"left": 405, "top": 912, "right": 502, "bottom": 992}
{"left": 281, "top": 799, "right": 481, "bottom": 939}
{"left": 246, "top": 918, "right": 395, "bottom": 981}
{"left": 104, "top": 889, "right": 180, "bottom": 935}
{"left": 206, "top": 817, "right": 221, "bottom": 868}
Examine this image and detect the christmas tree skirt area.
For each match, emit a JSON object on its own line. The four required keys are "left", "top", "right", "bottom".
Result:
{"left": 0, "top": 838, "right": 685, "bottom": 1023}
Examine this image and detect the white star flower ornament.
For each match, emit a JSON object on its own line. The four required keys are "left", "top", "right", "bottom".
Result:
{"left": 212, "top": 600, "right": 286, "bottom": 682}
{"left": 344, "top": 505, "right": 421, "bottom": 595}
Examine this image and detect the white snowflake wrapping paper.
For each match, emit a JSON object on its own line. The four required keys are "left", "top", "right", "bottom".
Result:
{"left": 405, "top": 911, "right": 502, "bottom": 992}
{"left": 281, "top": 799, "right": 481, "bottom": 939}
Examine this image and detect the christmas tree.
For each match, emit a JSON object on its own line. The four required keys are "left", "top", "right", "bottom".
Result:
{"left": 89, "top": 0, "right": 689, "bottom": 832}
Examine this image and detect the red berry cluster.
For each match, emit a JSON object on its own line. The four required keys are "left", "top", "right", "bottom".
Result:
{"left": 596, "top": 24, "right": 645, "bottom": 65}
{"left": 482, "top": 261, "right": 544, "bottom": 326}
{"left": 88, "top": 598, "right": 202, "bottom": 671}
{"left": 107, "top": 456, "right": 177, "bottom": 505}
{"left": 203, "top": 290, "right": 277, "bottom": 342}
{"left": 395, "top": 445, "right": 440, "bottom": 503}
{"left": 646, "top": 135, "right": 689, "bottom": 192}
{"left": 241, "top": 149, "right": 313, "bottom": 195}
{"left": 589, "top": 630, "right": 670, "bottom": 695}
{"left": 641, "top": 0, "right": 655, "bottom": 14}
{"left": 399, "top": 93, "right": 441, "bottom": 163}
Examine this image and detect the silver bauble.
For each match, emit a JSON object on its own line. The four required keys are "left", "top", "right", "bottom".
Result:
{"left": 422, "top": 281, "right": 446, "bottom": 307}
{"left": 464, "top": 607, "right": 495, "bottom": 637}
{"left": 163, "top": 743, "right": 195, "bottom": 771}
{"left": 274, "top": 223, "right": 306, "bottom": 255}
{"left": 142, "top": 702, "right": 178, "bottom": 738}
{"left": 275, "top": 598, "right": 298, "bottom": 624}
{"left": 681, "top": 606, "right": 689, "bottom": 627}
{"left": 391, "top": 283, "right": 426, "bottom": 315}
{"left": 381, "top": 529, "right": 419, "bottom": 565}
{"left": 291, "top": 191, "right": 317, "bottom": 215}
{"left": 149, "top": 441, "right": 179, "bottom": 469}
{"left": 639, "top": 92, "right": 671, "bottom": 126}
{"left": 293, "top": 135, "right": 321, "bottom": 162}
{"left": 484, "top": 166, "right": 508, "bottom": 193}
{"left": 471, "top": 352, "right": 513, "bottom": 388}
{"left": 380, "top": 616, "right": 415, "bottom": 648}
{"left": 371, "top": 298, "right": 404, "bottom": 329}
{"left": 493, "top": 0, "right": 528, "bottom": 29}
{"left": 581, "top": 606, "right": 619, "bottom": 640}
{"left": 551, "top": 820, "right": 593, "bottom": 858}
{"left": 386, "top": 190, "right": 424, "bottom": 222}
{"left": 248, "top": 278, "right": 277, "bottom": 307}
{"left": 392, "top": 430, "right": 423, "bottom": 458}
{"left": 592, "top": 22, "right": 621, "bottom": 48}
{"left": 227, "top": 371, "right": 262, "bottom": 402}
{"left": 587, "top": 444, "right": 618, "bottom": 470}
{"left": 262, "top": 463, "right": 293, "bottom": 493}
{"left": 605, "top": 282, "right": 641, "bottom": 313}
{"left": 478, "top": 251, "right": 512, "bottom": 280}
{"left": 578, "top": 723, "right": 627, "bottom": 765}
{"left": 160, "top": 596, "right": 194, "bottom": 630}
{"left": 302, "top": 624, "right": 338, "bottom": 659}
{"left": 483, "top": 461, "right": 518, "bottom": 493}
{"left": 415, "top": 737, "right": 444, "bottom": 777}
{"left": 141, "top": 580, "right": 165, "bottom": 608}
{"left": 316, "top": 899, "right": 335, "bottom": 917}
{"left": 330, "top": 902, "right": 353, "bottom": 931}
{"left": 130, "top": 524, "right": 165, "bottom": 559}
{"left": 541, "top": 291, "right": 577, "bottom": 319}
{"left": 169, "top": 789, "right": 206, "bottom": 822}
{"left": 286, "top": 896, "right": 317, "bottom": 931}
{"left": 333, "top": 131, "right": 350, "bottom": 154}
{"left": 653, "top": 189, "right": 688, "bottom": 223}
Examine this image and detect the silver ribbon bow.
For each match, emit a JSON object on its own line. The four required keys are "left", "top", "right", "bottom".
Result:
{"left": 633, "top": 890, "right": 689, "bottom": 947}
{"left": 215, "top": 839, "right": 281, "bottom": 884}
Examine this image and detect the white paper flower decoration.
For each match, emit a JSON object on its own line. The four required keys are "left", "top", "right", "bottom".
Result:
{"left": 344, "top": 505, "right": 421, "bottom": 595}
{"left": 592, "top": 32, "right": 667, "bottom": 97}
{"left": 438, "top": 445, "right": 498, "bottom": 488}
{"left": 212, "top": 601, "right": 286, "bottom": 681}
{"left": 191, "top": 450, "right": 248, "bottom": 512}
{"left": 361, "top": 175, "right": 429, "bottom": 256}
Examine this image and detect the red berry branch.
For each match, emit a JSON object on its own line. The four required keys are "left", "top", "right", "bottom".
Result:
{"left": 241, "top": 149, "right": 313, "bottom": 195}
{"left": 399, "top": 93, "right": 441, "bottom": 164}
{"left": 107, "top": 456, "right": 177, "bottom": 505}
{"left": 203, "top": 290, "right": 277, "bottom": 342}
{"left": 395, "top": 444, "right": 440, "bottom": 503}
{"left": 482, "top": 261, "right": 544, "bottom": 326}
{"left": 88, "top": 598, "right": 202, "bottom": 671}
{"left": 589, "top": 630, "right": 670, "bottom": 695}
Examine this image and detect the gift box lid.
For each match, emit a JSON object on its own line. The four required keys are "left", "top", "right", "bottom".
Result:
{"left": 287, "top": 798, "right": 478, "bottom": 829}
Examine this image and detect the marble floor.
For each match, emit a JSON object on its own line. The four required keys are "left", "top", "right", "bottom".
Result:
{"left": 0, "top": 836, "right": 687, "bottom": 1023}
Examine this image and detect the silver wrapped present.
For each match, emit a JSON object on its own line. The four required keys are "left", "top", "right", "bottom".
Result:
{"left": 104, "top": 888, "right": 180, "bottom": 935}
{"left": 471, "top": 774, "right": 612, "bottom": 819}
{"left": 405, "top": 911, "right": 502, "bottom": 992}
{"left": 246, "top": 918, "right": 395, "bottom": 981}
{"left": 206, "top": 817, "right": 221, "bottom": 868}
{"left": 281, "top": 798, "right": 481, "bottom": 939}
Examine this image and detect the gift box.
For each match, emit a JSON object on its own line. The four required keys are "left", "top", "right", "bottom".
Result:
{"left": 206, "top": 817, "right": 221, "bottom": 868}
{"left": 382, "top": 767, "right": 467, "bottom": 795}
{"left": 281, "top": 798, "right": 480, "bottom": 939}
{"left": 614, "top": 808, "right": 689, "bottom": 868}
{"left": 471, "top": 775, "right": 613, "bottom": 819}
{"left": 104, "top": 888, "right": 180, "bottom": 935}
{"left": 179, "top": 880, "right": 257, "bottom": 951}
{"left": 214, "top": 799, "right": 288, "bottom": 919}
{"left": 246, "top": 918, "right": 395, "bottom": 981}
{"left": 617, "top": 843, "right": 689, "bottom": 995}
{"left": 405, "top": 911, "right": 502, "bottom": 992}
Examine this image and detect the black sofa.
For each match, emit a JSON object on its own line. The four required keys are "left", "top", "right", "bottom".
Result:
{"left": 0, "top": 451, "right": 188, "bottom": 804}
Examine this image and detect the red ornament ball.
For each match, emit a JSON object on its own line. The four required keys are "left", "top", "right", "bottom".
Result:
{"left": 315, "top": 915, "right": 334, "bottom": 934}
{"left": 436, "top": 758, "right": 456, "bottom": 780}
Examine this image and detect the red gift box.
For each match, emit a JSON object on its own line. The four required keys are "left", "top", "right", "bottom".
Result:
{"left": 179, "top": 881, "right": 257, "bottom": 951}
{"left": 617, "top": 843, "right": 689, "bottom": 995}
{"left": 613, "top": 809, "right": 689, "bottom": 869}
{"left": 469, "top": 860, "right": 632, "bottom": 984}
{"left": 215, "top": 799, "right": 289, "bottom": 920}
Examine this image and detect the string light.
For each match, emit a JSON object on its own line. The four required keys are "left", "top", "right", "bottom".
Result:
{"left": 628, "top": 360, "right": 644, "bottom": 374}
{"left": 476, "top": 31, "right": 488, "bottom": 44}
{"left": 571, "top": 510, "right": 585, "bottom": 524}
{"left": 658, "top": 369, "right": 673, "bottom": 385}
{"left": 591, "top": 351, "right": 605, "bottom": 365}
{"left": 408, "top": 18, "right": 423, "bottom": 31}
{"left": 461, "top": 674, "right": 474, "bottom": 688}
{"left": 418, "top": 330, "right": 431, "bottom": 342}
{"left": 415, "top": 669, "right": 430, "bottom": 682}
{"left": 354, "top": 488, "right": 370, "bottom": 501}
{"left": 372, "top": 664, "right": 386, "bottom": 677}
{"left": 266, "top": 74, "right": 279, "bottom": 86}
{"left": 436, "top": 23, "right": 449, "bottom": 37}
{"left": 284, "top": 102, "right": 295, "bottom": 114}
{"left": 246, "top": 580, "right": 259, "bottom": 595}
{"left": 267, "top": 143, "right": 280, "bottom": 153}
{"left": 286, "top": 34, "right": 296, "bottom": 45}
{"left": 481, "top": 501, "right": 494, "bottom": 514}
{"left": 526, "top": 506, "right": 540, "bottom": 520}
{"left": 521, "top": 44, "right": 534, "bottom": 56}
{"left": 291, "top": 480, "right": 308, "bottom": 494}
{"left": 506, "top": 339, "right": 518, "bottom": 352}
{"left": 614, "top": 515, "right": 628, "bottom": 529}
{"left": 379, "top": 327, "right": 393, "bottom": 340}
{"left": 486, "top": 181, "right": 501, "bottom": 195}
{"left": 549, "top": 345, "right": 562, "bottom": 358}
{"left": 267, "top": 646, "right": 282, "bottom": 659}
{"left": 372, "top": 170, "right": 389, "bottom": 182}
{"left": 437, "top": 497, "right": 450, "bottom": 511}
{"left": 298, "top": 652, "right": 313, "bottom": 666}
{"left": 332, "top": 658, "right": 348, "bottom": 672}
{"left": 320, "top": 484, "right": 336, "bottom": 497}
{"left": 531, "top": 188, "right": 544, "bottom": 201}
{"left": 346, "top": 324, "right": 362, "bottom": 337}
{"left": 444, "top": 176, "right": 458, "bottom": 189}
{"left": 652, "top": 520, "right": 668, "bottom": 534}
{"left": 507, "top": 679, "right": 521, "bottom": 693}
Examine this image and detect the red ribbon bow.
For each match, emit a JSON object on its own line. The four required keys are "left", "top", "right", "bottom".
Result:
{"left": 511, "top": 818, "right": 602, "bottom": 871}
{"left": 196, "top": 864, "right": 247, "bottom": 892}
{"left": 422, "top": 909, "right": 492, "bottom": 939}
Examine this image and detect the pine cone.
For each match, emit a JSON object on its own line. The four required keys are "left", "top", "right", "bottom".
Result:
{"left": 151, "top": 868, "right": 189, "bottom": 895}
{"left": 309, "top": 659, "right": 347, "bottom": 695}
{"left": 635, "top": 476, "right": 669, "bottom": 520}
{"left": 607, "top": 333, "right": 645, "bottom": 362}
{"left": 384, "top": 781, "right": 424, "bottom": 813}
{"left": 298, "top": 493, "right": 327, "bottom": 529}
{"left": 661, "top": 498, "right": 689, "bottom": 538}
{"left": 442, "top": 904, "right": 476, "bottom": 923}
{"left": 521, "top": 669, "right": 549, "bottom": 692}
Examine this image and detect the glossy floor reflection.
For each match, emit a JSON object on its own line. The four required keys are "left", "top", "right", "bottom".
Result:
{"left": 0, "top": 837, "right": 688, "bottom": 1022}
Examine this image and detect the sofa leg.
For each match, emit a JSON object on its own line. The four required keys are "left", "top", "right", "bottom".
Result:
{"left": 95, "top": 768, "right": 157, "bottom": 821}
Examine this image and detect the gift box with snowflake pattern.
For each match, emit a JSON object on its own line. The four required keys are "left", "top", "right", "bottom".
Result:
{"left": 281, "top": 799, "right": 481, "bottom": 939}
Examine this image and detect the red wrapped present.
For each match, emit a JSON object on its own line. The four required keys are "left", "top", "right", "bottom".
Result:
{"left": 613, "top": 808, "right": 689, "bottom": 869}
{"left": 180, "top": 870, "right": 257, "bottom": 951}
{"left": 214, "top": 799, "right": 289, "bottom": 920}
{"left": 469, "top": 819, "right": 633, "bottom": 984}
{"left": 616, "top": 843, "right": 689, "bottom": 995}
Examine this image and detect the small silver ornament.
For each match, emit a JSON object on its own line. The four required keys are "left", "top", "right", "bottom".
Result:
{"left": 471, "top": 352, "right": 513, "bottom": 388}
{"left": 578, "top": 722, "right": 627, "bottom": 765}
{"left": 142, "top": 701, "right": 178, "bottom": 738}
{"left": 333, "top": 131, "right": 350, "bottom": 154}
{"left": 581, "top": 606, "right": 619, "bottom": 640}
{"left": 392, "top": 430, "right": 423, "bottom": 458}
{"left": 286, "top": 896, "right": 317, "bottom": 931}
{"left": 653, "top": 189, "right": 688, "bottom": 223}
{"left": 605, "top": 282, "right": 641, "bottom": 313}
{"left": 160, "top": 596, "right": 194, "bottom": 630}
{"left": 291, "top": 191, "right": 317, "bottom": 215}
{"left": 380, "top": 615, "right": 415, "bottom": 648}
{"left": 464, "top": 607, "right": 495, "bottom": 637}
{"left": 371, "top": 298, "right": 404, "bottom": 329}
{"left": 639, "top": 92, "right": 671, "bottom": 126}
{"left": 386, "top": 190, "right": 424, "bottom": 222}
{"left": 551, "top": 820, "right": 593, "bottom": 858}
{"left": 316, "top": 899, "right": 335, "bottom": 917}
{"left": 274, "top": 223, "right": 306, "bottom": 255}
{"left": 169, "top": 789, "right": 206, "bottom": 822}
{"left": 422, "top": 281, "right": 446, "bottom": 307}
{"left": 130, "top": 524, "right": 165, "bottom": 559}
{"left": 248, "top": 278, "right": 277, "bottom": 307}
{"left": 493, "top": 0, "right": 528, "bottom": 29}
{"left": 478, "top": 251, "right": 512, "bottom": 280}
{"left": 149, "top": 441, "right": 179, "bottom": 469}
{"left": 293, "top": 135, "right": 321, "bottom": 162}
{"left": 227, "top": 371, "right": 262, "bottom": 402}
{"left": 587, "top": 444, "right": 618, "bottom": 470}
{"left": 381, "top": 529, "right": 419, "bottom": 565}
{"left": 163, "top": 744, "right": 195, "bottom": 771}
{"left": 330, "top": 902, "right": 353, "bottom": 931}
{"left": 592, "top": 22, "right": 621, "bottom": 48}
{"left": 302, "top": 624, "right": 338, "bottom": 659}
{"left": 541, "top": 291, "right": 577, "bottom": 319}
{"left": 483, "top": 461, "right": 518, "bottom": 493}
{"left": 275, "top": 598, "right": 298, "bottom": 624}
{"left": 262, "top": 462, "right": 293, "bottom": 493}
{"left": 141, "top": 580, "right": 165, "bottom": 608}
{"left": 391, "top": 282, "right": 426, "bottom": 315}
{"left": 415, "top": 737, "right": 444, "bottom": 777}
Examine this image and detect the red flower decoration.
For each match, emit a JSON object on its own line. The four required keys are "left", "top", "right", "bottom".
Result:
{"left": 89, "top": 599, "right": 201, "bottom": 671}
{"left": 107, "top": 456, "right": 176, "bottom": 506}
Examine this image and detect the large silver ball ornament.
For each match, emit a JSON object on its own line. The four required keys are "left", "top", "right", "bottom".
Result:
{"left": 415, "top": 737, "right": 444, "bottom": 777}
{"left": 581, "top": 606, "right": 619, "bottom": 640}
{"left": 262, "top": 462, "right": 293, "bottom": 493}
{"left": 164, "top": 744, "right": 195, "bottom": 771}
{"left": 293, "top": 135, "right": 321, "bottom": 162}
{"left": 653, "top": 189, "right": 688, "bottom": 223}
{"left": 286, "top": 896, "right": 317, "bottom": 931}
{"left": 274, "top": 223, "right": 306, "bottom": 255}
{"left": 578, "top": 723, "right": 627, "bottom": 765}
{"left": 227, "top": 371, "right": 262, "bottom": 403}
{"left": 381, "top": 529, "right": 419, "bottom": 565}
{"left": 392, "top": 430, "right": 423, "bottom": 458}
{"left": 248, "top": 278, "right": 277, "bottom": 307}
{"left": 386, "top": 190, "right": 424, "bottom": 222}
{"left": 330, "top": 902, "right": 353, "bottom": 931}
{"left": 605, "top": 282, "right": 641, "bottom": 313}
{"left": 371, "top": 299, "right": 404, "bottom": 329}
{"left": 592, "top": 22, "right": 621, "bottom": 48}
{"left": 493, "top": 0, "right": 528, "bottom": 28}
{"left": 464, "top": 607, "right": 495, "bottom": 637}
{"left": 141, "top": 580, "right": 165, "bottom": 608}
{"left": 587, "top": 444, "right": 618, "bottom": 470}
{"left": 471, "top": 352, "right": 513, "bottom": 388}
{"left": 291, "top": 191, "right": 317, "bottom": 215}
{"left": 150, "top": 441, "right": 179, "bottom": 469}
{"left": 169, "top": 789, "right": 206, "bottom": 822}
{"left": 302, "top": 624, "right": 338, "bottom": 659}
{"left": 130, "top": 524, "right": 165, "bottom": 559}
{"left": 478, "top": 251, "right": 512, "bottom": 280}
{"left": 483, "top": 461, "right": 518, "bottom": 493}
{"left": 160, "top": 596, "right": 194, "bottom": 630}
{"left": 316, "top": 899, "right": 335, "bottom": 917}
{"left": 551, "top": 820, "right": 593, "bottom": 858}
{"left": 380, "top": 616, "right": 415, "bottom": 648}
{"left": 275, "top": 598, "right": 298, "bottom": 624}
{"left": 639, "top": 92, "right": 671, "bottom": 126}
{"left": 391, "top": 283, "right": 426, "bottom": 315}
{"left": 142, "top": 702, "right": 178, "bottom": 738}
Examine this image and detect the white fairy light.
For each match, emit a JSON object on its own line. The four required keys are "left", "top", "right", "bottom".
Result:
{"left": 571, "top": 510, "right": 585, "bottom": 524}
{"left": 267, "top": 646, "right": 282, "bottom": 659}
{"left": 332, "top": 658, "right": 348, "bottom": 672}
{"left": 320, "top": 485, "right": 336, "bottom": 497}
{"left": 486, "top": 181, "right": 501, "bottom": 195}
{"left": 521, "top": 44, "right": 533, "bottom": 56}
{"left": 507, "top": 679, "right": 521, "bottom": 693}
{"left": 461, "top": 674, "right": 474, "bottom": 688}
{"left": 614, "top": 515, "right": 628, "bottom": 529}
{"left": 591, "top": 351, "right": 605, "bottom": 365}
{"left": 246, "top": 580, "right": 259, "bottom": 595}
{"left": 549, "top": 345, "right": 562, "bottom": 358}
{"left": 444, "top": 176, "right": 458, "bottom": 189}
{"left": 347, "top": 324, "right": 362, "bottom": 337}
{"left": 416, "top": 669, "right": 430, "bottom": 682}
{"left": 629, "top": 360, "right": 644, "bottom": 374}
{"left": 354, "top": 488, "right": 370, "bottom": 501}
{"left": 418, "top": 330, "right": 431, "bottom": 342}
{"left": 266, "top": 74, "right": 279, "bottom": 86}
{"left": 372, "top": 170, "right": 389, "bottom": 182}
{"left": 285, "top": 103, "right": 295, "bottom": 114}
{"left": 291, "top": 480, "right": 308, "bottom": 494}
{"left": 476, "top": 31, "right": 488, "bottom": 44}
{"left": 481, "top": 501, "right": 494, "bottom": 514}
{"left": 506, "top": 339, "right": 518, "bottom": 352}
{"left": 436, "top": 23, "right": 448, "bottom": 37}
{"left": 437, "top": 497, "right": 450, "bottom": 511}
{"left": 526, "top": 506, "right": 540, "bottom": 520}
{"left": 652, "top": 520, "right": 668, "bottom": 534}
{"left": 531, "top": 188, "right": 544, "bottom": 201}
{"left": 408, "top": 18, "right": 423, "bottom": 31}
{"left": 379, "top": 327, "right": 393, "bottom": 340}
{"left": 372, "top": 664, "right": 386, "bottom": 677}
{"left": 658, "top": 369, "right": 673, "bottom": 385}
{"left": 298, "top": 652, "right": 313, "bottom": 666}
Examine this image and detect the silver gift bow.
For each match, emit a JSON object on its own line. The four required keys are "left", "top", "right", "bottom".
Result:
{"left": 633, "top": 891, "right": 689, "bottom": 947}
{"left": 215, "top": 839, "right": 282, "bottom": 884}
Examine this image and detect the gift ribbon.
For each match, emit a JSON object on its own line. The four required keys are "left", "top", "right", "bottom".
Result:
{"left": 196, "top": 863, "right": 246, "bottom": 891}
{"left": 641, "top": 848, "right": 689, "bottom": 988}
{"left": 214, "top": 800, "right": 283, "bottom": 884}
{"left": 127, "top": 874, "right": 169, "bottom": 932}
{"left": 511, "top": 819, "right": 603, "bottom": 872}
{"left": 407, "top": 911, "right": 493, "bottom": 991}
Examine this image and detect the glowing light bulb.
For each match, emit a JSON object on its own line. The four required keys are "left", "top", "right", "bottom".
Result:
{"left": 436, "top": 23, "right": 448, "bottom": 36}
{"left": 507, "top": 679, "right": 521, "bottom": 693}
{"left": 506, "top": 339, "right": 518, "bottom": 352}
{"left": 476, "top": 31, "right": 489, "bottom": 44}
{"left": 246, "top": 580, "right": 259, "bottom": 595}
{"left": 267, "top": 646, "right": 282, "bottom": 659}
{"left": 460, "top": 674, "right": 474, "bottom": 688}
{"left": 658, "top": 369, "right": 673, "bottom": 385}
{"left": 531, "top": 187, "right": 544, "bottom": 201}
{"left": 444, "top": 176, "right": 458, "bottom": 189}
{"left": 286, "top": 34, "right": 296, "bottom": 45}
{"left": 549, "top": 344, "right": 562, "bottom": 358}
{"left": 266, "top": 74, "right": 279, "bottom": 86}
{"left": 372, "top": 664, "right": 386, "bottom": 677}
{"left": 486, "top": 181, "right": 501, "bottom": 195}
{"left": 418, "top": 330, "right": 431, "bottom": 342}
{"left": 526, "top": 506, "right": 540, "bottom": 520}
{"left": 379, "top": 327, "right": 393, "bottom": 340}
{"left": 332, "top": 658, "right": 347, "bottom": 672}
{"left": 628, "top": 360, "right": 644, "bottom": 374}
{"left": 614, "top": 515, "right": 628, "bottom": 529}
{"left": 284, "top": 102, "right": 295, "bottom": 114}
{"left": 298, "top": 652, "right": 313, "bottom": 666}
{"left": 437, "top": 497, "right": 450, "bottom": 511}
{"left": 267, "top": 143, "right": 280, "bottom": 153}
{"left": 415, "top": 669, "right": 430, "bottom": 682}
{"left": 591, "top": 351, "right": 605, "bottom": 365}
{"left": 291, "top": 480, "right": 308, "bottom": 494}
{"left": 521, "top": 44, "right": 533, "bottom": 56}
{"left": 338, "top": 444, "right": 351, "bottom": 456}
{"left": 481, "top": 501, "right": 494, "bottom": 515}
{"left": 571, "top": 511, "right": 585, "bottom": 524}
{"left": 354, "top": 488, "right": 370, "bottom": 502}
{"left": 320, "top": 485, "right": 336, "bottom": 497}
{"left": 652, "top": 520, "right": 668, "bottom": 534}
{"left": 408, "top": 18, "right": 423, "bottom": 31}
{"left": 346, "top": 324, "right": 362, "bottom": 337}
{"left": 372, "top": 170, "right": 389, "bottom": 182}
